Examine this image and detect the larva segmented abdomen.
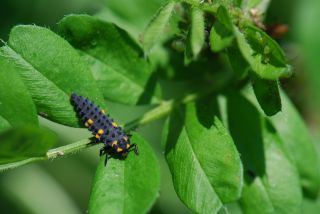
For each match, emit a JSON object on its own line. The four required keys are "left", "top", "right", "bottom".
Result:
{"left": 70, "top": 93, "right": 121, "bottom": 141}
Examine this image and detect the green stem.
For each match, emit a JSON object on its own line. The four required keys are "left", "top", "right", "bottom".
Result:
{"left": 125, "top": 88, "right": 209, "bottom": 130}
{"left": 46, "top": 75, "right": 230, "bottom": 160}
{"left": 47, "top": 138, "right": 92, "bottom": 159}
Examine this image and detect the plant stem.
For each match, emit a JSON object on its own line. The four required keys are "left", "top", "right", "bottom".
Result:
{"left": 47, "top": 138, "right": 92, "bottom": 159}
{"left": 46, "top": 75, "right": 230, "bottom": 160}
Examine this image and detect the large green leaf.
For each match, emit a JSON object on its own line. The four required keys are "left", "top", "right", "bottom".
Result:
{"left": 270, "top": 92, "right": 320, "bottom": 197}
{"left": 141, "top": 1, "right": 176, "bottom": 52}
{"left": 0, "top": 126, "right": 57, "bottom": 171}
{"left": 243, "top": 87, "right": 320, "bottom": 197}
{"left": 234, "top": 25, "right": 291, "bottom": 80}
{"left": 227, "top": 93, "right": 302, "bottom": 213}
{"left": 1, "top": 25, "right": 105, "bottom": 127}
{"left": 185, "top": 7, "right": 205, "bottom": 64}
{"left": 88, "top": 133, "right": 160, "bottom": 214}
{"left": 251, "top": 74, "right": 281, "bottom": 116}
{"left": 295, "top": 1, "right": 320, "bottom": 196}
{"left": 58, "top": 15, "right": 161, "bottom": 105}
{"left": 296, "top": 0, "right": 320, "bottom": 106}
{"left": 0, "top": 56, "right": 38, "bottom": 127}
{"left": 162, "top": 98, "right": 243, "bottom": 214}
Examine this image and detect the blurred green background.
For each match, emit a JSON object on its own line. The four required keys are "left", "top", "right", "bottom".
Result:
{"left": 0, "top": 0, "right": 320, "bottom": 213}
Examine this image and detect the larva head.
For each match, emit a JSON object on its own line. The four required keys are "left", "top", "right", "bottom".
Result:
{"left": 111, "top": 136, "right": 131, "bottom": 157}
{"left": 111, "top": 136, "right": 138, "bottom": 158}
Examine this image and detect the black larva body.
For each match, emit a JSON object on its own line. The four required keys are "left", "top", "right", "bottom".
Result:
{"left": 70, "top": 93, "right": 137, "bottom": 163}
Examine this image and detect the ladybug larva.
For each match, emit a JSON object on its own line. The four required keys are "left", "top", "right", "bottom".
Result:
{"left": 70, "top": 93, "right": 138, "bottom": 164}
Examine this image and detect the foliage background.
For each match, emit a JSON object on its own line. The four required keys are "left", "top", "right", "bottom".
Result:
{"left": 0, "top": 0, "right": 319, "bottom": 213}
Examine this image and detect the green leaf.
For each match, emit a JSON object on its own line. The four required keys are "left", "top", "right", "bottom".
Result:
{"left": 296, "top": 0, "right": 320, "bottom": 106}
{"left": 99, "top": 0, "right": 166, "bottom": 37}
{"left": 58, "top": 15, "right": 161, "bottom": 105}
{"left": 0, "top": 56, "right": 38, "bottom": 127}
{"left": 0, "top": 126, "right": 57, "bottom": 171}
{"left": 106, "top": 0, "right": 166, "bottom": 22}
{"left": 222, "top": 202, "right": 243, "bottom": 214}
{"left": 226, "top": 93, "right": 302, "bottom": 214}
{"left": 215, "top": 5, "right": 233, "bottom": 31}
{"left": 234, "top": 25, "right": 291, "bottom": 80}
{"left": 162, "top": 98, "right": 243, "bottom": 214}
{"left": 1, "top": 25, "right": 105, "bottom": 127}
{"left": 242, "top": 87, "right": 320, "bottom": 197}
{"left": 185, "top": 7, "right": 205, "bottom": 63}
{"left": 89, "top": 133, "right": 160, "bottom": 214}
{"left": 302, "top": 197, "right": 320, "bottom": 214}
{"left": 0, "top": 116, "right": 10, "bottom": 132}
{"left": 1, "top": 46, "right": 79, "bottom": 127}
{"left": 142, "top": 1, "right": 176, "bottom": 52}
{"left": 270, "top": 91, "right": 320, "bottom": 197}
{"left": 209, "top": 6, "right": 234, "bottom": 52}
{"left": 226, "top": 44, "right": 250, "bottom": 79}
{"left": 251, "top": 74, "right": 281, "bottom": 116}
